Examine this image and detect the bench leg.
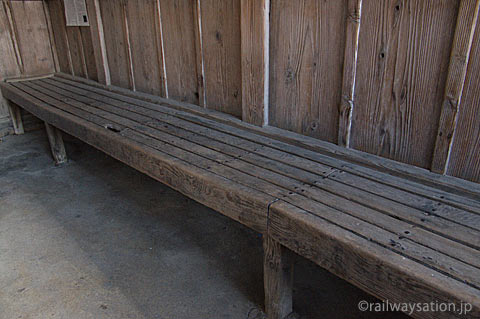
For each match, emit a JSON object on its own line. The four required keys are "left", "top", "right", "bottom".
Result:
{"left": 45, "top": 122, "right": 67, "bottom": 165}
{"left": 264, "top": 235, "right": 294, "bottom": 319}
{"left": 7, "top": 101, "right": 24, "bottom": 135}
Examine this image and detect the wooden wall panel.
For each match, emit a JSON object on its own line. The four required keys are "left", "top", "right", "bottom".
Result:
{"left": 46, "top": 0, "right": 72, "bottom": 73}
{"left": 269, "top": 0, "right": 347, "bottom": 143}
{"left": 350, "top": 0, "right": 459, "bottom": 168}
{"left": 9, "top": 0, "right": 55, "bottom": 76}
{"left": 200, "top": 0, "right": 242, "bottom": 117}
{"left": 159, "top": 0, "right": 200, "bottom": 104}
{"left": 98, "top": 0, "right": 132, "bottom": 89}
{"left": 125, "top": 0, "right": 165, "bottom": 96}
{"left": 447, "top": 24, "right": 480, "bottom": 183}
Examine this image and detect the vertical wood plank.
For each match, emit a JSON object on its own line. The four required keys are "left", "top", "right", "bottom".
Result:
{"left": 85, "top": 0, "right": 109, "bottom": 84}
{"left": 337, "top": 0, "right": 363, "bottom": 147}
{"left": 263, "top": 235, "right": 293, "bottom": 319}
{"left": 9, "top": 0, "right": 55, "bottom": 75}
{"left": 431, "top": 0, "right": 480, "bottom": 174}
{"left": 98, "top": 0, "right": 132, "bottom": 89}
{"left": 66, "top": 27, "right": 88, "bottom": 78}
{"left": 125, "top": 0, "right": 165, "bottom": 96}
{"left": 159, "top": 0, "right": 200, "bottom": 104}
{"left": 80, "top": 27, "right": 99, "bottom": 81}
{"left": 269, "top": 0, "right": 347, "bottom": 143}
{"left": 200, "top": 0, "right": 242, "bottom": 117}
{"left": 193, "top": 0, "right": 205, "bottom": 107}
{"left": 351, "top": 0, "right": 460, "bottom": 169}
{"left": 447, "top": 18, "right": 480, "bottom": 183}
{"left": 46, "top": 0, "right": 73, "bottom": 74}
{"left": 241, "top": 0, "right": 269, "bottom": 126}
{"left": 45, "top": 122, "right": 67, "bottom": 165}
{"left": 42, "top": 0, "right": 60, "bottom": 72}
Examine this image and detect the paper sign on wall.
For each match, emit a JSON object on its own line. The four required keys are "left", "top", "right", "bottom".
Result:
{"left": 64, "top": 0, "right": 89, "bottom": 27}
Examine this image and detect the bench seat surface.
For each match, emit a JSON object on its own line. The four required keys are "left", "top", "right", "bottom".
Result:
{"left": 2, "top": 74, "right": 479, "bottom": 318}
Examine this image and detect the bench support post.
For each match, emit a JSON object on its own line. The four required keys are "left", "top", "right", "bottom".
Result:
{"left": 263, "top": 235, "right": 294, "bottom": 319}
{"left": 45, "top": 122, "right": 67, "bottom": 165}
{"left": 7, "top": 101, "right": 24, "bottom": 135}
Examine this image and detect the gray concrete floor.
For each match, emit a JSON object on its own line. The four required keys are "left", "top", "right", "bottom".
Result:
{"left": 0, "top": 130, "right": 408, "bottom": 319}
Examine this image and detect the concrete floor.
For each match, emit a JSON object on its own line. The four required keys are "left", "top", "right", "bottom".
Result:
{"left": 0, "top": 130, "right": 408, "bottom": 319}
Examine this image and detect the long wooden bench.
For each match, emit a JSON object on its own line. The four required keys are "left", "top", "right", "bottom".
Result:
{"left": 2, "top": 73, "right": 479, "bottom": 319}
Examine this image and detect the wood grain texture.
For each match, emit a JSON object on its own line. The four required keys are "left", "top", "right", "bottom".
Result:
{"left": 7, "top": 100, "right": 23, "bottom": 135}
{"left": 46, "top": 0, "right": 73, "bottom": 74}
{"left": 263, "top": 236, "right": 293, "bottom": 319}
{"left": 447, "top": 21, "right": 480, "bottom": 183}
{"left": 351, "top": 0, "right": 460, "bottom": 169}
{"left": 159, "top": 0, "right": 200, "bottom": 104}
{"left": 85, "top": 0, "right": 108, "bottom": 84}
{"left": 200, "top": 0, "right": 242, "bottom": 117}
{"left": 268, "top": 201, "right": 480, "bottom": 319}
{"left": 269, "top": 0, "right": 347, "bottom": 143}
{"left": 98, "top": 0, "right": 132, "bottom": 89}
{"left": 338, "top": 0, "right": 362, "bottom": 147}
{"left": 431, "top": 0, "right": 480, "bottom": 174}
{"left": 44, "top": 121, "right": 67, "bottom": 165}
{"left": 125, "top": 0, "right": 165, "bottom": 96}
{"left": 65, "top": 27, "right": 87, "bottom": 78}
{"left": 8, "top": 0, "right": 55, "bottom": 76}
{"left": 240, "top": 0, "right": 268, "bottom": 126}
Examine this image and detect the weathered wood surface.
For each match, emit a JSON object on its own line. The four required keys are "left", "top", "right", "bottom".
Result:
{"left": 337, "top": 0, "right": 362, "bottom": 147}
{"left": 7, "top": 100, "right": 23, "bottom": 135}
{"left": 125, "top": 0, "right": 165, "bottom": 96}
{"left": 158, "top": 0, "right": 201, "bottom": 104}
{"left": 269, "top": 0, "right": 347, "bottom": 143}
{"left": 44, "top": 121, "right": 67, "bottom": 165}
{"left": 351, "top": 0, "right": 459, "bottom": 169}
{"left": 200, "top": 0, "right": 242, "bottom": 117}
{"left": 52, "top": 72, "right": 480, "bottom": 200}
{"left": 263, "top": 236, "right": 293, "bottom": 319}
{"left": 431, "top": 0, "right": 480, "bottom": 174}
{"left": 98, "top": 0, "right": 132, "bottom": 89}
{"left": 240, "top": 0, "right": 268, "bottom": 126}
{"left": 447, "top": 7, "right": 480, "bottom": 184}
{"left": 268, "top": 201, "right": 480, "bottom": 319}
{"left": 2, "top": 75, "right": 480, "bottom": 318}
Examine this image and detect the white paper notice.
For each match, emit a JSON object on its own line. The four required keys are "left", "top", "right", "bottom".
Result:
{"left": 64, "top": 0, "right": 89, "bottom": 27}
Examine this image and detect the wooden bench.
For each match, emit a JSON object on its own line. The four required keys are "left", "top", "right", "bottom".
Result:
{"left": 2, "top": 73, "right": 479, "bottom": 319}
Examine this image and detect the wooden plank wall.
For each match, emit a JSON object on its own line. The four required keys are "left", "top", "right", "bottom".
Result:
{"left": 0, "top": 0, "right": 56, "bottom": 135}
{"left": 42, "top": 0, "right": 480, "bottom": 183}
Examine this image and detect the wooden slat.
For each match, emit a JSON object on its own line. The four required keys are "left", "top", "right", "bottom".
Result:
{"left": 65, "top": 27, "right": 87, "bottom": 78}
{"left": 351, "top": 0, "right": 459, "bottom": 169}
{"left": 46, "top": 0, "right": 73, "bottom": 74}
{"left": 268, "top": 201, "right": 480, "bottom": 319}
{"left": 98, "top": 0, "right": 132, "bottom": 89}
{"left": 240, "top": 0, "right": 268, "bottom": 126}
{"left": 0, "top": 82, "right": 273, "bottom": 233}
{"left": 85, "top": 0, "right": 108, "bottom": 84}
{"left": 200, "top": 0, "right": 242, "bottom": 117}
{"left": 53, "top": 72, "right": 480, "bottom": 200}
{"left": 432, "top": 0, "right": 480, "bottom": 174}
{"left": 158, "top": 0, "right": 200, "bottom": 104}
{"left": 337, "top": 0, "right": 362, "bottom": 147}
{"left": 28, "top": 80, "right": 480, "bottom": 273}
{"left": 124, "top": 0, "right": 165, "bottom": 96}
{"left": 8, "top": 0, "right": 55, "bottom": 76}
{"left": 447, "top": 20, "right": 480, "bottom": 184}
{"left": 269, "top": 0, "right": 347, "bottom": 143}
{"left": 48, "top": 75, "right": 480, "bottom": 215}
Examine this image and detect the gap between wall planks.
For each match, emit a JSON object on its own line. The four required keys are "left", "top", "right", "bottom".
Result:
{"left": 337, "top": 0, "right": 362, "bottom": 148}
{"left": 431, "top": 0, "right": 480, "bottom": 174}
